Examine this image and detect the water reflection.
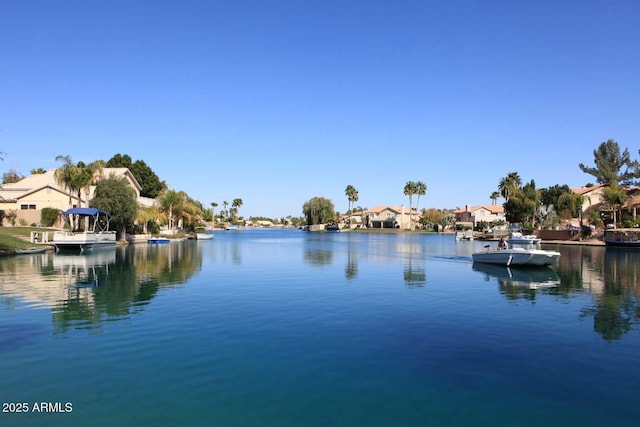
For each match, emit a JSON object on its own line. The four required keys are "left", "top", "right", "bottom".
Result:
{"left": 473, "top": 263, "right": 560, "bottom": 291}
{"left": 0, "top": 242, "right": 202, "bottom": 333}
{"left": 578, "top": 248, "right": 640, "bottom": 342}
{"left": 303, "top": 234, "right": 335, "bottom": 266}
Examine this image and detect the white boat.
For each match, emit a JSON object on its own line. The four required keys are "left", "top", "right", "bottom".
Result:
{"left": 472, "top": 247, "right": 560, "bottom": 266}
{"left": 455, "top": 230, "right": 474, "bottom": 241}
{"left": 196, "top": 232, "right": 214, "bottom": 240}
{"left": 51, "top": 208, "right": 117, "bottom": 252}
{"left": 508, "top": 232, "right": 541, "bottom": 244}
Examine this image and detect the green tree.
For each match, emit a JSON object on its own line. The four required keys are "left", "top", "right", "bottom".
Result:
{"left": 211, "top": 202, "right": 218, "bottom": 224}
{"left": 490, "top": 191, "right": 500, "bottom": 206}
{"left": 130, "top": 160, "right": 166, "bottom": 198}
{"left": 498, "top": 172, "right": 522, "bottom": 202}
{"left": 602, "top": 183, "right": 628, "bottom": 228}
{"left": 107, "top": 154, "right": 165, "bottom": 198}
{"left": 53, "top": 155, "right": 104, "bottom": 208}
{"left": 403, "top": 181, "right": 417, "bottom": 230}
{"left": 344, "top": 185, "right": 358, "bottom": 228}
{"left": 90, "top": 176, "right": 138, "bottom": 240}
{"left": 54, "top": 155, "right": 81, "bottom": 207}
{"left": 159, "top": 189, "right": 183, "bottom": 230}
{"left": 75, "top": 160, "right": 104, "bottom": 206}
{"left": 579, "top": 139, "right": 639, "bottom": 185}
{"left": 232, "top": 198, "right": 243, "bottom": 222}
{"left": 540, "top": 184, "right": 573, "bottom": 212}
{"left": 302, "top": 197, "right": 335, "bottom": 225}
{"left": 30, "top": 168, "right": 46, "bottom": 175}
{"left": 2, "top": 168, "right": 23, "bottom": 184}
{"left": 414, "top": 181, "right": 427, "bottom": 229}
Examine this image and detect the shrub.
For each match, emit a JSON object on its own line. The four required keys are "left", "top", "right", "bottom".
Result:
{"left": 41, "top": 207, "right": 60, "bottom": 227}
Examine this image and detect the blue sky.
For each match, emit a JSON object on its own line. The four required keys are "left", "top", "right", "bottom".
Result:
{"left": 2, "top": 1, "right": 639, "bottom": 218}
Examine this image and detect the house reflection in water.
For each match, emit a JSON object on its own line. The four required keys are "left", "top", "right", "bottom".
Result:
{"left": 0, "top": 243, "right": 202, "bottom": 333}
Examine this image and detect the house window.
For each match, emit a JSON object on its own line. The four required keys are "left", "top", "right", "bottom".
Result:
{"left": 20, "top": 204, "right": 36, "bottom": 210}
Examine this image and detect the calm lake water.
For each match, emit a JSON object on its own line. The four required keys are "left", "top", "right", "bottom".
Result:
{"left": 1, "top": 230, "right": 639, "bottom": 427}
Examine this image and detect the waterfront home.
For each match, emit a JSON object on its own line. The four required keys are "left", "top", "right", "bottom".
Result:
{"left": 572, "top": 184, "right": 639, "bottom": 227}
{"left": 0, "top": 168, "right": 151, "bottom": 226}
{"left": 453, "top": 205, "right": 505, "bottom": 228}
{"left": 367, "top": 206, "right": 421, "bottom": 229}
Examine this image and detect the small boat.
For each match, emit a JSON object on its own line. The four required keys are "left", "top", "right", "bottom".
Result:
{"left": 196, "top": 232, "right": 214, "bottom": 240}
{"left": 508, "top": 232, "right": 541, "bottom": 244}
{"left": 51, "top": 208, "right": 117, "bottom": 252}
{"left": 15, "top": 247, "right": 47, "bottom": 255}
{"left": 604, "top": 228, "right": 640, "bottom": 248}
{"left": 148, "top": 237, "right": 170, "bottom": 244}
{"left": 472, "top": 246, "right": 560, "bottom": 266}
{"left": 455, "top": 230, "right": 474, "bottom": 241}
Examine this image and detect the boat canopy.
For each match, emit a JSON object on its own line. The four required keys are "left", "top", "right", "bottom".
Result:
{"left": 62, "top": 208, "right": 112, "bottom": 233}
{"left": 63, "top": 208, "right": 111, "bottom": 217}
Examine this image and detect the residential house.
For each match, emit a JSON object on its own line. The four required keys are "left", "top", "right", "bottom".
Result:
{"left": 572, "top": 183, "right": 606, "bottom": 214}
{"left": 0, "top": 168, "right": 144, "bottom": 226}
{"left": 367, "top": 206, "right": 421, "bottom": 229}
{"left": 571, "top": 183, "right": 640, "bottom": 226}
{"left": 453, "top": 205, "right": 505, "bottom": 228}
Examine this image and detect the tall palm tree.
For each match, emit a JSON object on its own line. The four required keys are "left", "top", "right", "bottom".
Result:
{"left": 75, "top": 160, "right": 104, "bottom": 207}
{"left": 404, "top": 181, "right": 417, "bottom": 230}
{"left": 159, "top": 189, "right": 183, "bottom": 230}
{"left": 223, "top": 201, "right": 229, "bottom": 221}
{"left": 54, "top": 155, "right": 81, "bottom": 208}
{"left": 232, "top": 198, "right": 243, "bottom": 222}
{"left": 211, "top": 202, "right": 218, "bottom": 225}
{"left": 490, "top": 191, "right": 500, "bottom": 206}
{"left": 498, "top": 172, "right": 522, "bottom": 202}
{"left": 414, "top": 181, "right": 427, "bottom": 229}
{"left": 344, "top": 185, "right": 358, "bottom": 228}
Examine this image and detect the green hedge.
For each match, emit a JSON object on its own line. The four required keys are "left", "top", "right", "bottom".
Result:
{"left": 41, "top": 207, "right": 60, "bottom": 227}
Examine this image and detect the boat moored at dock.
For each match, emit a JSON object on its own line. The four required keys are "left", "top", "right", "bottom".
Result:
{"left": 51, "top": 208, "right": 116, "bottom": 252}
{"left": 604, "top": 228, "right": 640, "bottom": 248}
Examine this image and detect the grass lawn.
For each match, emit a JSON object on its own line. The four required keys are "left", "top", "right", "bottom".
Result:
{"left": 0, "top": 226, "right": 54, "bottom": 252}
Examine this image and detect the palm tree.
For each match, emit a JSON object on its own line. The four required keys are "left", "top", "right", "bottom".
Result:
{"left": 75, "top": 160, "right": 104, "bottom": 207}
{"left": 404, "top": 181, "right": 417, "bottom": 230}
{"left": 54, "top": 155, "right": 81, "bottom": 208}
{"left": 232, "top": 198, "right": 243, "bottom": 222}
{"left": 414, "top": 181, "right": 427, "bottom": 229}
{"left": 223, "top": 201, "right": 229, "bottom": 221}
{"left": 159, "top": 189, "right": 183, "bottom": 231}
{"left": 603, "top": 183, "right": 628, "bottom": 228}
{"left": 211, "top": 202, "right": 218, "bottom": 225}
{"left": 490, "top": 191, "right": 500, "bottom": 206}
{"left": 498, "top": 172, "right": 522, "bottom": 202}
{"left": 344, "top": 185, "right": 359, "bottom": 228}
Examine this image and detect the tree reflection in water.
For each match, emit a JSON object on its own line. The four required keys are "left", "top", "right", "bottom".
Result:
{"left": 48, "top": 243, "right": 201, "bottom": 333}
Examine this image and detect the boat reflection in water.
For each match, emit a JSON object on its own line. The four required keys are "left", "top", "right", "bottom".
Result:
{"left": 473, "top": 262, "right": 561, "bottom": 290}
{"left": 53, "top": 249, "right": 117, "bottom": 288}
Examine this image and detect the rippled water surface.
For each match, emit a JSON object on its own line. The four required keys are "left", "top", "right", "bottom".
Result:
{"left": 1, "top": 230, "right": 639, "bottom": 426}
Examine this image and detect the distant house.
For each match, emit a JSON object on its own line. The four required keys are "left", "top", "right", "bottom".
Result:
{"left": 453, "top": 205, "right": 505, "bottom": 228}
{"left": 0, "top": 168, "right": 144, "bottom": 226}
{"left": 367, "top": 206, "right": 421, "bottom": 229}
